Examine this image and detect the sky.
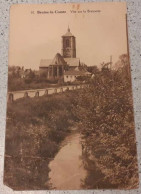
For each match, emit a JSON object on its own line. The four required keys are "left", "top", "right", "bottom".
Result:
{"left": 9, "top": 2, "right": 128, "bottom": 70}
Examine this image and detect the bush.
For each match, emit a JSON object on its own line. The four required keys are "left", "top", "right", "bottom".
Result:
{"left": 74, "top": 56, "right": 139, "bottom": 189}
{"left": 4, "top": 91, "right": 78, "bottom": 190}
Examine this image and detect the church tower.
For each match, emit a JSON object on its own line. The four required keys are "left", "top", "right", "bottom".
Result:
{"left": 61, "top": 27, "right": 76, "bottom": 58}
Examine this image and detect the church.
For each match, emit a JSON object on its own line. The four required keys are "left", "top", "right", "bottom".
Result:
{"left": 39, "top": 27, "right": 89, "bottom": 82}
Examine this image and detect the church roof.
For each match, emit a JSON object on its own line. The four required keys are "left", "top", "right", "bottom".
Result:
{"left": 62, "top": 27, "right": 74, "bottom": 37}
{"left": 64, "top": 69, "right": 91, "bottom": 76}
{"left": 64, "top": 58, "right": 80, "bottom": 67}
{"left": 51, "top": 53, "right": 67, "bottom": 66}
{"left": 40, "top": 57, "right": 80, "bottom": 68}
{"left": 39, "top": 53, "right": 67, "bottom": 68}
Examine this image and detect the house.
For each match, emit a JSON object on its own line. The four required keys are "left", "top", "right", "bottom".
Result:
{"left": 64, "top": 67, "right": 91, "bottom": 83}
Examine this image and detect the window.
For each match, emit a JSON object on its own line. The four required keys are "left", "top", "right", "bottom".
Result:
{"left": 66, "top": 39, "right": 70, "bottom": 47}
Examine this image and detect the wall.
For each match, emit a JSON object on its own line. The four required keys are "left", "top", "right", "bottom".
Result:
{"left": 64, "top": 75, "right": 77, "bottom": 82}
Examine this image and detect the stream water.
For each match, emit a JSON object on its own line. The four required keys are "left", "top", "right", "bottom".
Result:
{"left": 48, "top": 132, "right": 86, "bottom": 190}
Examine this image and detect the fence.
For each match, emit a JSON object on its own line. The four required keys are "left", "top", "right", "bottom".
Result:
{"left": 8, "top": 85, "right": 87, "bottom": 103}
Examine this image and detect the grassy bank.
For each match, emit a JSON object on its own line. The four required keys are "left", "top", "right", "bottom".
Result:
{"left": 4, "top": 91, "right": 78, "bottom": 190}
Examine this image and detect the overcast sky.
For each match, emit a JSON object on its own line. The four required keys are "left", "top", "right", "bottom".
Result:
{"left": 9, "top": 2, "right": 127, "bottom": 70}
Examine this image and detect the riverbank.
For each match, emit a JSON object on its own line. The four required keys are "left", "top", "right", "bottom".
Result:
{"left": 4, "top": 90, "right": 79, "bottom": 190}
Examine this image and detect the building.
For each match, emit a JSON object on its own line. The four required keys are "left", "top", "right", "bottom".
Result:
{"left": 39, "top": 27, "right": 89, "bottom": 82}
{"left": 8, "top": 66, "right": 34, "bottom": 79}
{"left": 40, "top": 53, "right": 68, "bottom": 79}
{"left": 64, "top": 67, "right": 91, "bottom": 83}
{"left": 61, "top": 26, "right": 76, "bottom": 58}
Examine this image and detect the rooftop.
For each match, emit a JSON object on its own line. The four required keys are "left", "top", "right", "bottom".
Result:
{"left": 62, "top": 27, "right": 74, "bottom": 37}
{"left": 64, "top": 58, "right": 80, "bottom": 67}
{"left": 64, "top": 69, "right": 91, "bottom": 76}
{"left": 51, "top": 53, "right": 67, "bottom": 66}
{"left": 39, "top": 53, "right": 68, "bottom": 67}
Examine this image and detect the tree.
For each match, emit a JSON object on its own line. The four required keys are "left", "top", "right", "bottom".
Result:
{"left": 74, "top": 55, "right": 139, "bottom": 189}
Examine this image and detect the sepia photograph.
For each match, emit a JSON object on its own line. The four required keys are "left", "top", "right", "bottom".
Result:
{"left": 4, "top": 2, "right": 139, "bottom": 190}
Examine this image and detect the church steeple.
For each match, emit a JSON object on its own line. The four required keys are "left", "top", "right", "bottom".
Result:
{"left": 68, "top": 25, "right": 70, "bottom": 32}
{"left": 61, "top": 27, "right": 76, "bottom": 58}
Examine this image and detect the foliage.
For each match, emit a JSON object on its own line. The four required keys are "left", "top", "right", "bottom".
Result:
{"left": 87, "top": 65, "right": 99, "bottom": 74}
{"left": 76, "top": 75, "right": 90, "bottom": 82}
{"left": 5, "top": 54, "right": 139, "bottom": 189}
{"left": 74, "top": 54, "right": 139, "bottom": 189}
{"left": 4, "top": 91, "right": 77, "bottom": 190}
{"left": 8, "top": 77, "right": 58, "bottom": 91}
{"left": 8, "top": 66, "right": 59, "bottom": 91}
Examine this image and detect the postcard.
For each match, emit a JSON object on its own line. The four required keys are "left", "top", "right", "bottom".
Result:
{"left": 4, "top": 2, "right": 139, "bottom": 190}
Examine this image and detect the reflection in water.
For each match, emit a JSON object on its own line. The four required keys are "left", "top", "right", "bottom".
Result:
{"left": 48, "top": 132, "right": 86, "bottom": 190}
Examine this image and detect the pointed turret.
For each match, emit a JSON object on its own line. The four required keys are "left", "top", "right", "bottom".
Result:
{"left": 62, "top": 26, "right": 74, "bottom": 37}
{"left": 68, "top": 25, "right": 70, "bottom": 32}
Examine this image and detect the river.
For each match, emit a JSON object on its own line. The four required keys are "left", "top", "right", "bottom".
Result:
{"left": 48, "top": 131, "right": 86, "bottom": 190}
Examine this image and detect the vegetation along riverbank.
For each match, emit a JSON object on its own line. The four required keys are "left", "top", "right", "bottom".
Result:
{"left": 4, "top": 91, "right": 78, "bottom": 190}
{"left": 4, "top": 55, "right": 139, "bottom": 190}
